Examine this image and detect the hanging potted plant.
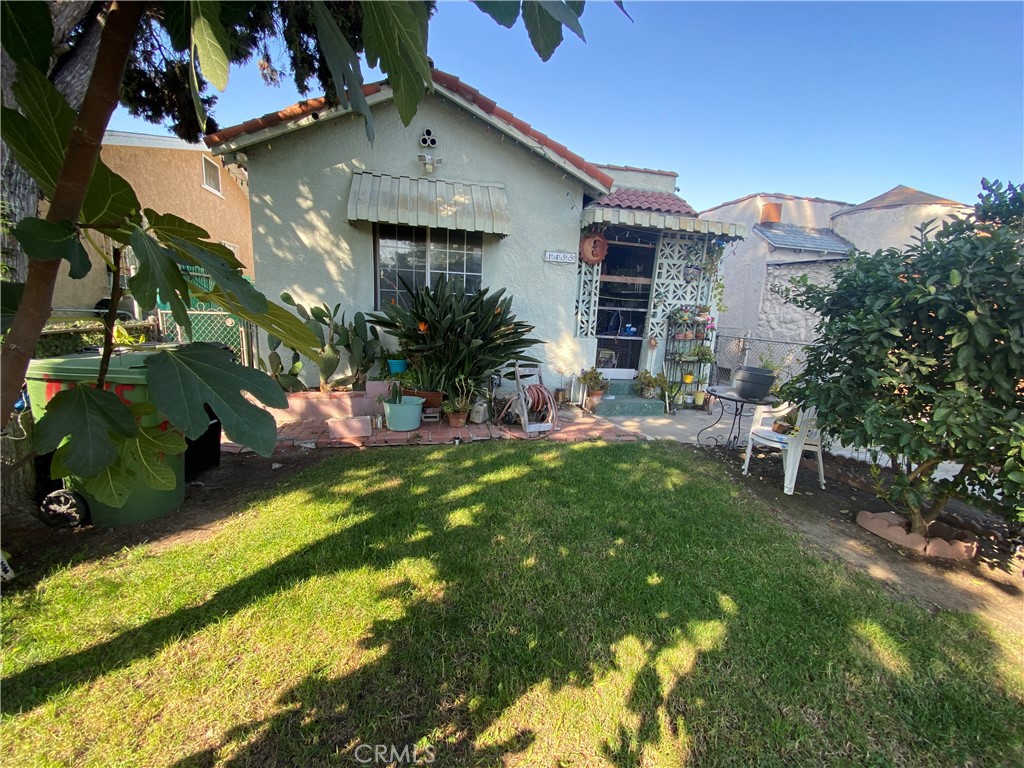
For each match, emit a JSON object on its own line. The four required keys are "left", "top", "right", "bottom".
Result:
{"left": 579, "top": 228, "right": 609, "bottom": 266}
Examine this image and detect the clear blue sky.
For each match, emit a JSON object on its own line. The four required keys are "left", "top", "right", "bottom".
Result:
{"left": 108, "top": 1, "right": 1024, "bottom": 212}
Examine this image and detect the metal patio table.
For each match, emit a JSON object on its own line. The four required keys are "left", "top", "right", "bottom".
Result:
{"left": 697, "top": 385, "right": 776, "bottom": 450}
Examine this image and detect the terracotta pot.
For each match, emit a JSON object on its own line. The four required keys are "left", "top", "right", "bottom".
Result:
{"left": 447, "top": 411, "right": 469, "bottom": 428}
{"left": 403, "top": 389, "right": 443, "bottom": 409}
{"left": 586, "top": 390, "right": 605, "bottom": 410}
{"left": 674, "top": 332, "right": 686, "bottom": 341}
{"left": 683, "top": 331, "right": 694, "bottom": 340}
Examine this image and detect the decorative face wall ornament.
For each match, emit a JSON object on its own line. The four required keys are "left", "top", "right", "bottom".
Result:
{"left": 579, "top": 232, "right": 608, "bottom": 265}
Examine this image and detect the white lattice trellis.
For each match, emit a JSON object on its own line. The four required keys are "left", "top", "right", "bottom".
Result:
{"left": 646, "top": 235, "right": 715, "bottom": 339}
{"left": 575, "top": 260, "right": 601, "bottom": 338}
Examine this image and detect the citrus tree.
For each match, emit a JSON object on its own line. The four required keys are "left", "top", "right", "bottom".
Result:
{"left": 783, "top": 180, "right": 1024, "bottom": 534}
{"left": 0, "top": 0, "right": 609, "bottom": 507}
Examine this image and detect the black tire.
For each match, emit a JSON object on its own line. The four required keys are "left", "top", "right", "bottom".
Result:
{"left": 38, "top": 490, "right": 90, "bottom": 528}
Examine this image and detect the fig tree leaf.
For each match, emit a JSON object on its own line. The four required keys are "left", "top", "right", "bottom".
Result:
{"left": 0, "top": 2, "right": 52, "bottom": 73}
{"left": 128, "top": 226, "right": 193, "bottom": 336}
{"left": 12, "top": 217, "right": 91, "bottom": 278}
{"left": 145, "top": 343, "right": 286, "bottom": 456}
{"left": 311, "top": 1, "right": 374, "bottom": 142}
{"left": 362, "top": 0, "right": 432, "bottom": 126}
{"left": 35, "top": 386, "right": 138, "bottom": 477}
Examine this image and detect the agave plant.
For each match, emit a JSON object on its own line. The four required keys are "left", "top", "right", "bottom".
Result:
{"left": 367, "top": 275, "right": 542, "bottom": 393}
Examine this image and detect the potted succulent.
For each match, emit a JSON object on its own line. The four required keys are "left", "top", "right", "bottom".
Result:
{"left": 579, "top": 366, "right": 609, "bottom": 408}
{"left": 634, "top": 369, "right": 658, "bottom": 398}
{"left": 696, "top": 304, "right": 712, "bottom": 321}
{"left": 379, "top": 382, "right": 424, "bottom": 431}
{"left": 443, "top": 376, "right": 476, "bottom": 427}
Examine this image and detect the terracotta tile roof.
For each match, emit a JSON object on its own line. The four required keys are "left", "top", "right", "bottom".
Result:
{"left": 205, "top": 69, "right": 612, "bottom": 190}
{"left": 589, "top": 187, "right": 697, "bottom": 216}
{"left": 429, "top": 70, "right": 612, "bottom": 189}
{"left": 832, "top": 185, "right": 968, "bottom": 217}
{"left": 204, "top": 84, "right": 384, "bottom": 147}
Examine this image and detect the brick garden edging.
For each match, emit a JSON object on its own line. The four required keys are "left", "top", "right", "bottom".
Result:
{"left": 856, "top": 510, "right": 979, "bottom": 561}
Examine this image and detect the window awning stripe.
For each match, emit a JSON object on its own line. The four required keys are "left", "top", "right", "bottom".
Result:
{"left": 347, "top": 172, "right": 511, "bottom": 235}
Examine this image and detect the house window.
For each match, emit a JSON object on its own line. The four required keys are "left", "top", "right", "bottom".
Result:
{"left": 202, "top": 155, "right": 222, "bottom": 195}
{"left": 376, "top": 225, "right": 483, "bottom": 308}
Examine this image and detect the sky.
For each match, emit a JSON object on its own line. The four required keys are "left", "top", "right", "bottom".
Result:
{"left": 107, "top": 1, "right": 1024, "bottom": 212}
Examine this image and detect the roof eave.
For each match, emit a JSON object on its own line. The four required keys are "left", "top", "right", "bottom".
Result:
{"left": 582, "top": 207, "right": 745, "bottom": 237}
{"left": 208, "top": 88, "right": 395, "bottom": 157}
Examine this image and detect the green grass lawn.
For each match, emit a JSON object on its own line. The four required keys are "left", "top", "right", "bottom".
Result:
{"left": 2, "top": 441, "right": 1022, "bottom": 767}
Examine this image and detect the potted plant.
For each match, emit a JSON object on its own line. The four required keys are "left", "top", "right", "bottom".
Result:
{"left": 694, "top": 374, "right": 708, "bottom": 407}
{"left": 694, "top": 345, "right": 715, "bottom": 366}
{"left": 379, "top": 382, "right": 424, "bottom": 431}
{"left": 696, "top": 304, "right": 711, "bottom": 321}
{"left": 634, "top": 369, "right": 658, "bottom": 398}
{"left": 671, "top": 306, "right": 694, "bottom": 327}
{"left": 368, "top": 275, "right": 542, "bottom": 404}
{"left": 383, "top": 347, "right": 408, "bottom": 375}
{"left": 579, "top": 366, "right": 609, "bottom": 408}
{"left": 682, "top": 372, "right": 695, "bottom": 385}
{"left": 443, "top": 376, "right": 476, "bottom": 427}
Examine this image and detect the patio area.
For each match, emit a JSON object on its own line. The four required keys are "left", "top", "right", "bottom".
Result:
{"left": 221, "top": 404, "right": 734, "bottom": 453}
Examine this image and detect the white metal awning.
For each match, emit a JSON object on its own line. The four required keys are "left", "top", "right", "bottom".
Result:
{"left": 347, "top": 172, "right": 511, "bottom": 235}
{"left": 582, "top": 206, "right": 745, "bottom": 237}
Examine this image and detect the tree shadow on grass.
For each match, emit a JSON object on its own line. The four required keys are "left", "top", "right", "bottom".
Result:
{"left": 5, "top": 441, "right": 1021, "bottom": 767}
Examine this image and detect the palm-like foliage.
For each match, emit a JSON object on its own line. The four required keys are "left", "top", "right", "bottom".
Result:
{"left": 368, "top": 275, "right": 542, "bottom": 397}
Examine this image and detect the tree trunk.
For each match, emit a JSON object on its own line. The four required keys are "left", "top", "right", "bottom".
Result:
{"left": 1, "top": 3, "right": 102, "bottom": 282}
{"left": 0, "top": 0, "right": 144, "bottom": 425}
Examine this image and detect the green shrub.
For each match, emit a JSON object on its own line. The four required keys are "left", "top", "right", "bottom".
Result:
{"left": 368, "top": 275, "right": 541, "bottom": 395}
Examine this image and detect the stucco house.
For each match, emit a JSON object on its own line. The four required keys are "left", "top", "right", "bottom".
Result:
{"left": 205, "top": 69, "right": 743, "bottom": 390}
{"left": 702, "top": 186, "right": 971, "bottom": 343}
{"left": 51, "top": 130, "right": 254, "bottom": 317}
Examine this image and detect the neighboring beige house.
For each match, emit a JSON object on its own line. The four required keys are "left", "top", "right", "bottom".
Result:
{"left": 701, "top": 186, "right": 971, "bottom": 343}
{"left": 51, "top": 130, "right": 254, "bottom": 315}
{"left": 206, "top": 70, "right": 742, "bottom": 387}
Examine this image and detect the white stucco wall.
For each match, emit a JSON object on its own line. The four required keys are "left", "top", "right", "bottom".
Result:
{"left": 699, "top": 194, "right": 848, "bottom": 337}
{"left": 831, "top": 203, "right": 970, "bottom": 254}
{"left": 756, "top": 260, "right": 839, "bottom": 342}
{"left": 596, "top": 166, "right": 677, "bottom": 193}
{"left": 244, "top": 94, "right": 595, "bottom": 386}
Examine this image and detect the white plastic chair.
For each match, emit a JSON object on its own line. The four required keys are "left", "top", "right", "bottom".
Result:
{"left": 742, "top": 403, "right": 825, "bottom": 495}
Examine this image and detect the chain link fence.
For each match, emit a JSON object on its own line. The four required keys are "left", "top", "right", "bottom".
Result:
{"left": 158, "top": 310, "right": 254, "bottom": 365}
{"left": 712, "top": 333, "right": 813, "bottom": 387}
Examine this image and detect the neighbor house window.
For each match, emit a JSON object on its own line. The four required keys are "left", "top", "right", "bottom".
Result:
{"left": 202, "top": 155, "right": 222, "bottom": 195}
{"left": 376, "top": 225, "right": 483, "bottom": 309}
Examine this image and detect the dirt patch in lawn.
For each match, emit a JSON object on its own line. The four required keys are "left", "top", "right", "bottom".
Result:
{"left": 1, "top": 446, "right": 329, "bottom": 574}
{"left": 717, "top": 445, "right": 1023, "bottom": 638}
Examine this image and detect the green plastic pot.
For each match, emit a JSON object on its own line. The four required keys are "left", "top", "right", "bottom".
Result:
{"left": 382, "top": 397, "right": 424, "bottom": 431}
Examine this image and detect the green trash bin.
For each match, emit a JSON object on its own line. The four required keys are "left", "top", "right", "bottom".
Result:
{"left": 25, "top": 349, "right": 186, "bottom": 527}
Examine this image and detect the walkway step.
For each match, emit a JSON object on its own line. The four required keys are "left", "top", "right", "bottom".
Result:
{"left": 593, "top": 394, "right": 665, "bottom": 417}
